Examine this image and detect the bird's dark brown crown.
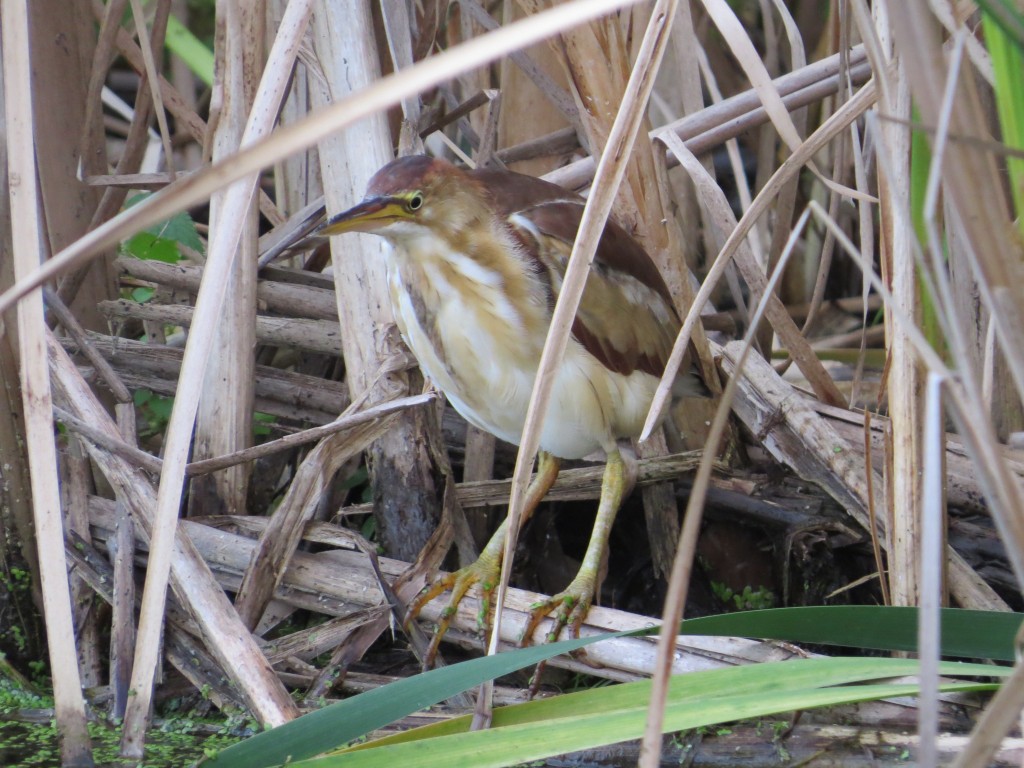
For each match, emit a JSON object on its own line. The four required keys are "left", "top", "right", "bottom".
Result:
{"left": 366, "top": 155, "right": 464, "bottom": 198}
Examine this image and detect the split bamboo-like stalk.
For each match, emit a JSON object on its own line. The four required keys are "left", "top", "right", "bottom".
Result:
{"left": 869, "top": 5, "right": 926, "bottom": 611}
{"left": 3, "top": 3, "right": 93, "bottom": 760}
{"left": 189, "top": 0, "right": 264, "bottom": 520}
{"left": 308, "top": 0, "right": 445, "bottom": 562}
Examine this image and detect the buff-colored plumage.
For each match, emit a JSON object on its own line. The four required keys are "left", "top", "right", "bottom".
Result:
{"left": 318, "top": 154, "right": 705, "bottom": 662}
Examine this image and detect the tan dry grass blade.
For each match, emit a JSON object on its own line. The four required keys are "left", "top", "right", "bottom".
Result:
{"left": 639, "top": 75, "right": 879, "bottom": 441}
{"left": 639, "top": 209, "right": 809, "bottom": 768}
{"left": 0, "top": 0, "right": 640, "bottom": 317}
{"left": 698, "top": 0, "right": 863, "bottom": 204}
{"left": 2, "top": 2, "right": 92, "bottom": 761}
{"left": 487, "top": 0, "right": 680, "bottom": 664}
{"left": 658, "top": 132, "right": 843, "bottom": 404}
{"left": 950, "top": 655, "right": 1024, "bottom": 768}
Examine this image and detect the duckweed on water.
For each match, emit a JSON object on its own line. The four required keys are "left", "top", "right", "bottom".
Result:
{"left": 0, "top": 676, "right": 249, "bottom": 767}
{"left": 0, "top": 716, "right": 245, "bottom": 767}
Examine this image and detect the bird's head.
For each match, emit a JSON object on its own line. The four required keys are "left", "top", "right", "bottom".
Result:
{"left": 319, "top": 155, "right": 488, "bottom": 244}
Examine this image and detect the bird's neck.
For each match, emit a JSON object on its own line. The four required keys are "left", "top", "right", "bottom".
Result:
{"left": 386, "top": 220, "right": 549, "bottom": 343}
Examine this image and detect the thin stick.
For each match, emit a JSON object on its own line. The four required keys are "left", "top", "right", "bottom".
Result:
{"left": 637, "top": 208, "right": 810, "bottom": 768}
{"left": 2, "top": 0, "right": 92, "bottom": 761}
{"left": 917, "top": 372, "right": 946, "bottom": 767}
{"left": 53, "top": 407, "right": 162, "bottom": 474}
{"left": 486, "top": 0, "right": 680, "bottom": 702}
{"left": 127, "top": 0, "right": 176, "bottom": 174}
{"left": 0, "top": 0, "right": 642, "bottom": 318}
{"left": 44, "top": 287, "right": 132, "bottom": 403}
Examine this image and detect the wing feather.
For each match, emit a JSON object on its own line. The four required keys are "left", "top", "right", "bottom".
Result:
{"left": 472, "top": 166, "right": 706, "bottom": 394}
{"left": 510, "top": 200, "right": 679, "bottom": 379}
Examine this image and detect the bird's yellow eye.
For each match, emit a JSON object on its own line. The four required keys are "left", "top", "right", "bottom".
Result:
{"left": 407, "top": 191, "right": 424, "bottom": 211}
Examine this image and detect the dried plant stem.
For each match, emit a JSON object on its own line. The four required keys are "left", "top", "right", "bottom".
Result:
{"left": 49, "top": 329, "right": 300, "bottom": 728}
{"left": 488, "top": 0, "right": 678, "bottom": 660}
{"left": 127, "top": 0, "right": 175, "bottom": 173}
{"left": 639, "top": 207, "right": 807, "bottom": 768}
{"left": 2, "top": 0, "right": 92, "bottom": 761}
{"left": 121, "top": 0, "right": 314, "bottom": 746}
{"left": 951, "top": 655, "right": 1024, "bottom": 768}
{"left": 641, "top": 76, "right": 879, "bottom": 440}
{"left": 188, "top": 0, "right": 264, "bottom": 523}
{"left": 0, "top": 0, "right": 642, "bottom": 318}
{"left": 917, "top": 372, "right": 946, "bottom": 767}
{"left": 84, "top": 497, "right": 807, "bottom": 681}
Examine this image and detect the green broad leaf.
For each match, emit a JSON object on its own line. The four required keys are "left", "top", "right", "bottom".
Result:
{"left": 123, "top": 193, "right": 205, "bottom": 260}
{"left": 204, "top": 607, "right": 1016, "bottom": 768}
{"left": 123, "top": 231, "right": 182, "bottom": 264}
{"left": 253, "top": 411, "right": 277, "bottom": 437}
{"left": 290, "top": 682, "right": 992, "bottom": 768}
{"left": 296, "top": 658, "right": 1001, "bottom": 768}
{"left": 678, "top": 606, "right": 1024, "bottom": 661}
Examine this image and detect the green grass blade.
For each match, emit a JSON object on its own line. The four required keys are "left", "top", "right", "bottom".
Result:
{"left": 340, "top": 657, "right": 1004, "bottom": 752}
{"left": 165, "top": 14, "right": 214, "bottom": 87}
{"left": 983, "top": 4, "right": 1024, "bottom": 229}
{"left": 201, "top": 632, "right": 620, "bottom": 768}
{"left": 204, "top": 607, "right": 1017, "bottom": 767}
{"left": 290, "top": 658, "right": 1000, "bottom": 768}
{"left": 678, "top": 606, "right": 1023, "bottom": 661}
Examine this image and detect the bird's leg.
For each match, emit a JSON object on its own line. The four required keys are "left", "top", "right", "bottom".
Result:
{"left": 405, "top": 452, "right": 561, "bottom": 666}
{"left": 520, "top": 447, "right": 631, "bottom": 647}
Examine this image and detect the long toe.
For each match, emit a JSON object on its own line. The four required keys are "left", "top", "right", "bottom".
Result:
{"left": 519, "top": 572, "right": 597, "bottom": 647}
{"left": 406, "top": 552, "right": 503, "bottom": 667}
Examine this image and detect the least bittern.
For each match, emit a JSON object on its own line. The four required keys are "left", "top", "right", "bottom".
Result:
{"left": 315, "top": 155, "right": 706, "bottom": 663}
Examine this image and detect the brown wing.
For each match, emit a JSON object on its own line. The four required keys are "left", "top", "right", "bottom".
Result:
{"left": 474, "top": 166, "right": 706, "bottom": 394}
{"left": 509, "top": 199, "right": 681, "bottom": 379}
{"left": 470, "top": 167, "right": 584, "bottom": 216}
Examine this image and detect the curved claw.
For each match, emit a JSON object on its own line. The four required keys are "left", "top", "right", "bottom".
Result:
{"left": 519, "top": 581, "right": 594, "bottom": 647}
{"left": 404, "top": 452, "right": 564, "bottom": 667}
{"left": 404, "top": 555, "right": 501, "bottom": 667}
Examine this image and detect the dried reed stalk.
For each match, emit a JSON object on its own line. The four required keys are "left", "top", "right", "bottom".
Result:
{"left": 2, "top": 2, "right": 92, "bottom": 760}
{"left": 189, "top": 0, "right": 264, "bottom": 521}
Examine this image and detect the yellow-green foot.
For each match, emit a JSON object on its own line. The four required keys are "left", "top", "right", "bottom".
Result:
{"left": 404, "top": 452, "right": 563, "bottom": 667}
{"left": 404, "top": 554, "right": 502, "bottom": 667}
{"left": 520, "top": 575, "right": 597, "bottom": 646}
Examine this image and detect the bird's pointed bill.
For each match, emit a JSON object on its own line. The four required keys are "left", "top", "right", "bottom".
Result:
{"left": 319, "top": 197, "right": 406, "bottom": 235}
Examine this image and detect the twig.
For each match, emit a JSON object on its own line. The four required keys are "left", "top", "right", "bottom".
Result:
{"left": 45, "top": 288, "right": 132, "bottom": 403}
